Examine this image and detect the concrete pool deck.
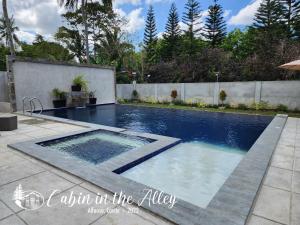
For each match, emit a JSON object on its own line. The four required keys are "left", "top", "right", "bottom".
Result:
{"left": 0, "top": 113, "right": 299, "bottom": 225}
{"left": 0, "top": 114, "right": 172, "bottom": 225}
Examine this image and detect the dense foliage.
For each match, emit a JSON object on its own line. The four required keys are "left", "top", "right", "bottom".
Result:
{"left": 143, "top": 0, "right": 300, "bottom": 83}
{"left": 0, "top": 0, "right": 299, "bottom": 83}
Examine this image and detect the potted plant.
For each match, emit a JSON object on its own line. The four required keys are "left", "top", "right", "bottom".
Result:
{"left": 52, "top": 88, "right": 67, "bottom": 108}
{"left": 132, "top": 90, "right": 139, "bottom": 101}
{"left": 89, "top": 91, "right": 97, "bottom": 104}
{"left": 72, "top": 75, "right": 88, "bottom": 92}
{"left": 219, "top": 90, "right": 227, "bottom": 108}
{"left": 171, "top": 90, "right": 178, "bottom": 102}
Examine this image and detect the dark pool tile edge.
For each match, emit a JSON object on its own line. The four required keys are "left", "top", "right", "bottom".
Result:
{"left": 207, "top": 114, "right": 288, "bottom": 224}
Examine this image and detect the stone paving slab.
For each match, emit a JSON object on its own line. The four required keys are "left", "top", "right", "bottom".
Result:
{"left": 253, "top": 186, "right": 290, "bottom": 225}
{"left": 247, "top": 215, "right": 283, "bottom": 225}
{"left": 264, "top": 166, "right": 292, "bottom": 191}
{"left": 0, "top": 160, "right": 45, "bottom": 186}
{"left": 0, "top": 201, "right": 13, "bottom": 220}
{"left": 271, "top": 153, "right": 294, "bottom": 170}
{"left": 0, "top": 215, "right": 26, "bottom": 225}
{"left": 18, "top": 186, "right": 114, "bottom": 225}
{"left": 291, "top": 193, "right": 300, "bottom": 225}
{"left": 293, "top": 171, "right": 300, "bottom": 194}
{"left": 0, "top": 171, "right": 76, "bottom": 212}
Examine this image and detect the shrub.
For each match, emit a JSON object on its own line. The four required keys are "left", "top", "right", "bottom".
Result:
{"left": 52, "top": 88, "right": 67, "bottom": 100}
{"left": 237, "top": 103, "right": 248, "bottom": 110}
{"left": 251, "top": 101, "right": 270, "bottom": 110}
{"left": 173, "top": 100, "right": 184, "bottom": 105}
{"left": 132, "top": 90, "right": 139, "bottom": 100}
{"left": 144, "top": 97, "right": 157, "bottom": 104}
{"left": 117, "top": 98, "right": 125, "bottom": 103}
{"left": 73, "top": 75, "right": 88, "bottom": 91}
{"left": 197, "top": 101, "right": 207, "bottom": 108}
{"left": 161, "top": 100, "right": 170, "bottom": 104}
{"left": 219, "top": 90, "right": 227, "bottom": 106}
{"left": 171, "top": 90, "right": 178, "bottom": 100}
{"left": 276, "top": 104, "right": 288, "bottom": 112}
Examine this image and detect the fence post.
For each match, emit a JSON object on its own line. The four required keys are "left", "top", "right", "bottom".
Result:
{"left": 213, "top": 82, "right": 220, "bottom": 105}
{"left": 255, "top": 81, "right": 262, "bottom": 103}
{"left": 155, "top": 83, "right": 158, "bottom": 101}
{"left": 181, "top": 83, "right": 185, "bottom": 102}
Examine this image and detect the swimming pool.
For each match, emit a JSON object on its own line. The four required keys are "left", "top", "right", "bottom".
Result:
{"left": 41, "top": 104, "right": 272, "bottom": 208}
{"left": 42, "top": 104, "right": 272, "bottom": 150}
{"left": 14, "top": 105, "right": 285, "bottom": 224}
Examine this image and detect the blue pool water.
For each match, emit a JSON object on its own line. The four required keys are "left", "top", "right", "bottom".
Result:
{"left": 42, "top": 104, "right": 273, "bottom": 150}
{"left": 42, "top": 104, "right": 273, "bottom": 208}
{"left": 39, "top": 130, "right": 153, "bottom": 164}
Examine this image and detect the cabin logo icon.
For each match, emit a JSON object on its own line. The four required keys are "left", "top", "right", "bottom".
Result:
{"left": 13, "top": 184, "right": 45, "bottom": 210}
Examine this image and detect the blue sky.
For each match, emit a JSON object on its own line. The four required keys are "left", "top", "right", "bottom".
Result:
{"left": 0, "top": 0, "right": 262, "bottom": 44}
{"left": 115, "top": 0, "right": 263, "bottom": 45}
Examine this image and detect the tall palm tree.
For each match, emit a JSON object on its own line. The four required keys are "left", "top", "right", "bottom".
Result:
{"left": 57, "top": 0, "right": 112, "bottom": 64}
{"left": 58, "top": 0, "right": 90, "bottom": 63}
{"left": 2, "top": 0, "right": 15, "bottom": 56}
{"left": 0, "top": 16, "right": 20, "bottom": 48}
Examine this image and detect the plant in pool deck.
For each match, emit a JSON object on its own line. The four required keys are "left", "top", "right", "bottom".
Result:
{"left": 219, "top": 90, "right": 227, "bottom": 107}
{"left": 88, "top": 90, "right": 97, "bottom": 105}
{"left": 276, "top": 104, "right": 288, "bottom": 112}
{"left": 170, "top": 90, "right": 178, "bottom": 102}
{"left": 250, "top": 101, "right": 270, "bottom": 111}
{"left": 72, "top": 75, "right": 88, "bottom": 92}
{"left": 132, "top": 90, "right": 139, "bottom": 101}
{"left": 52, "top": 88, "right": 67, "bottom": 108}
{"left": 237, "top": 103, "right": 248, "bottom": 110}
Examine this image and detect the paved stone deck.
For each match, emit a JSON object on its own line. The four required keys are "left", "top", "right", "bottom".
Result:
{"left": 0, "top": 113, "right": 299, "bottom": 225}
{"left": 247, "top": 117, "right": 300, "bottom": 225}
{"left": 0, "top": 114, "right": 172, "bottom": 225}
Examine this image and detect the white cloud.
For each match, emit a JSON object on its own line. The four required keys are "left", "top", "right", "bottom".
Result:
{"left": 224, "top": 10, "right": 231, "bottom": 18}
{"left": 145, "top": 0, "right": 172, "bottom": 5}
{"left": 228, "top": 0, "right": 262, "bottom": 25}
{"left": 15, "top": 30, "right": 36, "bottom": 43}
{"left": 157, "top": 32, "right": 164, "bottom": 39}
{"left": 115, "top": 8, "right": 145, "bottom": 34}
{"left": 0, "top": 0, "right": 63, "bottom": 43}
{"left": 114, "top": 0, "right": 141, "bottom": 7}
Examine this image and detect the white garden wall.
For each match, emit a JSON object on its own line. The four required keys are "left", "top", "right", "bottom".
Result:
{"left": 9, "top": 58, "right": 116, "bottom": 111}
{"left": 117, "top": 81, "right": 300, "bottom": 110}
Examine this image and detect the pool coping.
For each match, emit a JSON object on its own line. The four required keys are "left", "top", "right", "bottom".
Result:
{"left": 9, "top": 111, "right": 287, "bottom": 225}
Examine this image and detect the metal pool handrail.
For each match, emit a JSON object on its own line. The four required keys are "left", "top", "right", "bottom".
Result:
{"left": 29, "top": 97, "right": 43, "bottom": 115}
{"left": 22, "top": 96, "right": 31, "bottom": 114}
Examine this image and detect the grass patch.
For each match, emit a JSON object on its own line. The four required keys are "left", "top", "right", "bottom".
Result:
{"left": 120, "top": 102, "right": 300, "bottom": 118}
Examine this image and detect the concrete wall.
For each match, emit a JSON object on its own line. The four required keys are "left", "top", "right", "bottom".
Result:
{"left": 117, "top": 81, "right": 300, "bottom": 110}
{"left": 0, "top": 71, "right": 9, "bottom": 102}
{"left": 11, "top": 59, "right": 116, "bottom": 111}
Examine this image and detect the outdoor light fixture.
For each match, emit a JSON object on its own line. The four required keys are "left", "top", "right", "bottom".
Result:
{"left": 215, "top": 72, "right": 220, "bottom": 82}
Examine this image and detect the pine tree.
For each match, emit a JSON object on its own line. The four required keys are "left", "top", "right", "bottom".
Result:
{"left": 182, "top": 0, "right": 202, "bottom": 55}
{"left": 204, "top": 0, "right": 227, "bottom": 47}
{"left": 144, "top": 5, "right": 158, "bottom": 64}
{"left": 280, "top": 0, "right": 300, "bottom": 38}
{"left": 253, "top": 0, "right": 285, "bottom": 31}
{"left": 163, "top": 3, "right": 181, "bottom": 60}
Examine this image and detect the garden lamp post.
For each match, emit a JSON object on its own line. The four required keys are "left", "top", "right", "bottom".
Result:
{"left": 215, "top": 72, "right": 220, "bottom": 82}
